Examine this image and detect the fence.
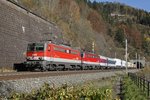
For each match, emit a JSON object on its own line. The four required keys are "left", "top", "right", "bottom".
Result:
{"left": 128, "top": 73, "right": 150, "bottom": 98}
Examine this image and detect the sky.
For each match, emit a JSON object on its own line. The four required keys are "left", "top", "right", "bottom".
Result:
{"left": 90, "top": 0, "right": 150, "bottom": 12}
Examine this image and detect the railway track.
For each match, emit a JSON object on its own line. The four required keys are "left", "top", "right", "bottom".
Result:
{"left": 0, "top": 69, "right": 125, "bottom": 81}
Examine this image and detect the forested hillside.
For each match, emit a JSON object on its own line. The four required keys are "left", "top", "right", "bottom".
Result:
{"left": 10, "top": 0, "right": 150, "bottom": 60}
{"left": 87, "top": 1, "right": 150, "bottom": 59}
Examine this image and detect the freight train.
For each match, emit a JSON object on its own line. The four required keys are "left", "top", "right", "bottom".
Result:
{"left": 24, "top": 41, "right": 135, "bottom": 71}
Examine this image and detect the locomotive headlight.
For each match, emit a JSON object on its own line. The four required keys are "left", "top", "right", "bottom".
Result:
{"left": 39, "top": 57, "right": 43, "bottom": 60}
{"left": 26, "top": 57, "right": 30, "bottom": 60}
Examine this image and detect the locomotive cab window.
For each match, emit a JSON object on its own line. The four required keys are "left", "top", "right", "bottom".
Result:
{"left": 27, "top": 43, "right": 44, "bottom": 51}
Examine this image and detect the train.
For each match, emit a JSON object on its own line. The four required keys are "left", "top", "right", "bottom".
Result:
{"left": 23, "top": 41, "right": 136, "bottom": 71}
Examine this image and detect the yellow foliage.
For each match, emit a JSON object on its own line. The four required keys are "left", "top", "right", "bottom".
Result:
{"left": 21, "top": 0, "right": 37, "bottom": 10}
{"left": 145, "top": 37, "right": 150, "bottom": 42}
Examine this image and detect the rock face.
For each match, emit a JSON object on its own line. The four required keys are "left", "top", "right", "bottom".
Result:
{"left": 0, "top": 0, "right": 62, "bottom": 68}
{"left": 0, "top": 0, "right": 110, "bottom": 68}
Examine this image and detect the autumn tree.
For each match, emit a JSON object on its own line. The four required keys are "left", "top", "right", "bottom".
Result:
{"left": 115, "top": 28, "right": 125, "bottom": 47}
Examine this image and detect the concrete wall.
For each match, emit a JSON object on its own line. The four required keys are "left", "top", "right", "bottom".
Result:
{"left": 0, "top": 0, "right": 62, "bottom": 68}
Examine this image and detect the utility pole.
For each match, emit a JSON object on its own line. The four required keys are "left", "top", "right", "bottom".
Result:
{"left": 125, "top": 39, "right": 128, "bottom": 74}
{"left": 115, "top": 52, "right": 116, "bottom": 58}
{"left": 138, "top": 54, "right": 140, "bottom": 69}
{"left": 136, "top": 53, "right": 137, "bottom": 69}
{"left": 92, "top": 41, "right": 95, "bottom": 53}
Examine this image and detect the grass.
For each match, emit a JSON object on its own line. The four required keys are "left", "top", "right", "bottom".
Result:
{"left": 137, "top": 67, "right": 150, "bottom": 80}
{"left": 0, "top": 67, "right": 15, "bottom": 73}
{"left": 138, "top": 66, "right": 150, "bottom": 74}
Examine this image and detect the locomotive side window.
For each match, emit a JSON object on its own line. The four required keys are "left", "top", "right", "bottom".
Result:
{"left": 87, "top": 54, "right": 93, "bottom": 58}
{"left": 71, "top": 51, "right": 78, "bottom": 55}
{"left": 54, "top": 47, "right": 66, "bottom": 53}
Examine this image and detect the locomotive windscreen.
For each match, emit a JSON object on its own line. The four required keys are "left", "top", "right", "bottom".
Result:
{"left": 27, "top": 43, "right": 44, "bottom": 51}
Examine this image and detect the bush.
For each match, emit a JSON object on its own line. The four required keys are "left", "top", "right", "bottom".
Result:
{"left": 122, "top": 76, "right": 147, "bottom": 100}
{"left": 9, "top": 83, "right": 113, "bottom": 100}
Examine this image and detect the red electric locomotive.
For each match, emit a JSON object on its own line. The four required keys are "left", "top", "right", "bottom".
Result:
{"left": 81, "top": 52, "right": 100, "bottom": 70}
{"left": 26, "top": 41, "right": 81, "bottom": 71}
